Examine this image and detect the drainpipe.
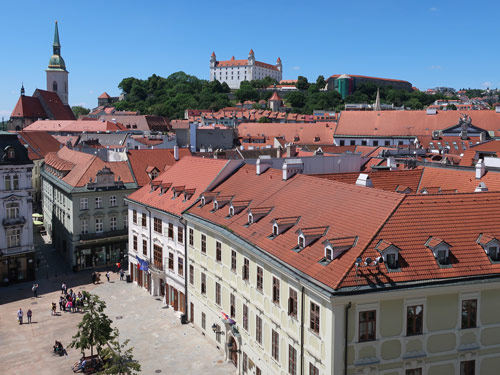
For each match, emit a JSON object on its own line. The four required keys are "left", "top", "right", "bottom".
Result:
{"left": 180, "top": 218, "right": 188, "bottom": 324}
{"left": 300, "top": 285, "right": 305, "bottom": 375}
{"left": 145, "top": 207, "right": 152, "bottom": 294}
{"left": 344, "top": 302, "right": 352, "bottom": 375}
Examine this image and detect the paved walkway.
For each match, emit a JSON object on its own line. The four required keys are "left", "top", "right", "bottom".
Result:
{"left": 0, "top": 270, "right": 235, "bottom": 375}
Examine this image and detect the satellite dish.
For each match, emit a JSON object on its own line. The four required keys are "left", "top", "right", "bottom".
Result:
{"left": 365, "top": 257, "right": 372, "bottom": 266}
{"left": 356, "top": 257, "right": 362, "bottom": 263}
{"left": 377, "top": 256, "right": 384, "bottom": 264}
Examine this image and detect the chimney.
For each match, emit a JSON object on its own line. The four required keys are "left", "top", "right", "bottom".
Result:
{"left": 386, "top": 156, "right": 398, "bottom": 170}
{"left": 480, "top": 132, "right": 487, "bottom": 142}
{"left": 282, "top": 159, "right": 303, "bottom": 180}
{"left": 174, "top": 145, "right": 179, "bottom": 161}
{"left": 476, "top": 159, "right": 485, "bottom": 179}
{"left": 256, "top": 156, "right": 272, "bottom": 175}
{"left": 276, "top": 147, "right": 281, "bottom": 158}
{"left": 355, "top": 173, "right": 373, "bottom": 187}
{"left": 475, "top": 182, "right": 488, "bottom": 192}
{"left": 286, "top": 144, "right": 296, "bottom": 158}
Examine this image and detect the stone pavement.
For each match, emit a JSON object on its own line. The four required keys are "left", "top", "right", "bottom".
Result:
{"left": 0, "top": 270, "right": 236, "bottom": 375}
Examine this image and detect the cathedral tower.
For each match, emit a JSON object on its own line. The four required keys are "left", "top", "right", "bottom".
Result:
{"left": 46, "top": 21, "right": 69, "bottom": 105}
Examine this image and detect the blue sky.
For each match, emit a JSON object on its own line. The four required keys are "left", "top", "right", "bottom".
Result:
{"left": 1, "top": 0, "right": 499, "bottom": 117}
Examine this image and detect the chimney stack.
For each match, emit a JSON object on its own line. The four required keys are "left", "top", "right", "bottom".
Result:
{"left": 356, "top": 173, "right": 373, "bottom": 187}
{"left": 174, "top": 145, "right": 179, "bottom": 161}
{"left": 475, "top": 159, "right": 485, "bottom": 179}
{"left": 282, "top": 159, "right": 303, "bottom": 180}
{"left": 256, "top": 156, "right": 272, "bottom": 175}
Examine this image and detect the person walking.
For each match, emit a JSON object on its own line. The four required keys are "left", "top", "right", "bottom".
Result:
{"left": 61, "top": 282, "right": 67, "bottom": 294}
{"left": 51, "top": 302, "right": 57, "bottom": 316}
{"left": 32, "top": 283, "right": 39, "bottom": 298}
{"left": 119, "top": 269, "right": 124, "bottom": 281}
{"left": 27, "top": 309, "right": 32, "bottom": 323}
{"left": 106, "top": 271, "right": 110, "bottom": 282}
{"left": 17, "top": 308, "right": 23, "bottom": 325}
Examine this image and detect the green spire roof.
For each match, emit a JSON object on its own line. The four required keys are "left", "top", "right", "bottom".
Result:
{"left": 53, "top": 20, "right": 61, "bottom": 47}
{"left": 47, "top": 21, "right": 66, "bottom": 71}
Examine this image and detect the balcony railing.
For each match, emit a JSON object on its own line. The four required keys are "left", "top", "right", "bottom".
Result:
{"left": 2, "top": 216, "right": 26, "bottom": 227}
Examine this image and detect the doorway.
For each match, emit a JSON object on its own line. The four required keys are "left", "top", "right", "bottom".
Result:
{"left": 228, "top": 336, "right": 238, "bottom": 367}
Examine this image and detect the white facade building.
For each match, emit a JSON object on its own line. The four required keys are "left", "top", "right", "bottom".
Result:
{"left": 0, "top": 132, "right": 34, "bottom": 283}
{"left": 210, "top": 50, "right": 282, "bottom": 89}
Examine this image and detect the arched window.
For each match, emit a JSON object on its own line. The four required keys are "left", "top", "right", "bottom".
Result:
{"left": 53, "top": 81, "right": 58, "bottom": 91}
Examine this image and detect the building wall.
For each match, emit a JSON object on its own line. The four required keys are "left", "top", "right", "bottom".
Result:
{"left": 334, "top": 136, "right": 416, "bottom": 147}
{"left": 210, "top": 63, "right": 282, "bottom": 89}
{"left": 46, "top": 70, "right": 69, "bottom": 105}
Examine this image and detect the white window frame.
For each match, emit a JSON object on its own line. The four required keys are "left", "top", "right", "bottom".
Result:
{"left": 6, "top": 202, "right": 20, "bottom": 219}
{"left": 109, "top": 195, "right": 117, "bottom": 207}
{"left": 7, "top": 227, "right": 21, "bottom": 247}
{"left": 81, "top": 219, "right": 88, "bottom": 234}
{"left": 95, "top": 218, "right": 103, "bottom": 233}
{"left": 95, "top": 197, "right": 103, "bottom": 209}
{"left": 123, "top": 215, "right": 128, "bottom": 228}
{"left": 110, "top": 216, "right": 117, "bottom": 231}
{"left": 80, "top": 197, "right": 88, "bottom": 210}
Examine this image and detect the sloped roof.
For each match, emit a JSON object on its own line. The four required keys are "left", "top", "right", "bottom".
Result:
{"left": 417, "top": 166, "right": 500, "bottom": 193}
{"left": 329, "top": 74, "right": 411, "bottom": 84}
{"left": 127, "top": 157, "right": 231, "bottom": 216}
{"left": 187, "top": 166, "right": 404, "bottom": 291}
{"left": 100, "top": 115, "right": 170, "bottom": 131}
{"left": 127, "top": 148, "right": 191, "bottom": 187}
{"left": 10, "top": 95, "right": 47, "bottom": 118}
{"left": 335, "top": 110, "right": 500, "bottom": 137}
{"left": 34, "top": 90, "right": 75, "bottom": 120}
{"left": 459, "top": 140, "right": 500, "bottom": 166}
{"left": 17, "top": 131, "right": 62, "bottom": 160}
{"left": 45, "top": 146, "right": 134, "bottom": 187}
{"left": 98, "top": 92, "right": 111, "bottom": 99}
{"left": 238, "top": 122, "right": 335, "bottom": 145}
{"left": 23, "top": 120, "right": 125, "bottom": 132}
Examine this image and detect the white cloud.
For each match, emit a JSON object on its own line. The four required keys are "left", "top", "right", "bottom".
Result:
{"left": 429, "top": 7, "right": 438, "bottom": 11}
{"left": 482, "top": 81, "right": 493, "bottom": 88}
{"left": 291, "top": 66, "right": 300, "bottom": 71}
{"left": 429, "top": 65, "right": 442, "bottom": 70}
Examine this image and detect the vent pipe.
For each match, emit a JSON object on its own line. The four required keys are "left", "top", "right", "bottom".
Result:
{"left": 475, "top": 159, "right": 485, "bottom": 179}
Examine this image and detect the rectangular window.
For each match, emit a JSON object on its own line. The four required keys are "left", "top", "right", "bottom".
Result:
{"left": 272, "top": 277, "right": 280, "bottom": 304}
{"left": 189, "top": 228, "right": 194, "bottom": 246}
{"left": 95, "top": 197, "right": 102, "bottom": 209}
{"left": 256, "top": 315, "right": 262, "bottom": 344}
{"left": 133, "top": 235, "right": 137, "bottom": 251}
{"left": 189, "top": 265, "right": 194, "bottom": 285}
{"left": 359, "top": 310, "right": 376, "bottom": 342}
{"left": 110, "top": 216, "right": 117, "bottom": 231}
{"left": 373, "top": 140, "right": 379, "bottom": 146}
{"left": 243, "top": 304, "right": 248, "bottom": 330}
{"left": 339, "top": 140, "right": 345, "bottom": 146}
{"left": 153, "top": 217, "right": 162, "bottom": 233}
{"left": 216, "top": 241, "right": 222, "bottom": 262}
{"left": 243, "top": 258, "right": 249, "bottom": 281}
{"left": 289, "top": 345, "right": 297, "bottom": 375}
{"left": 460, "top": 360, "right": 475, "bottom": 375}
{"left": 141, "top": 213, "right": 147, "bottom": 228}
{"left": 168, "top": 253, "right": 174, "bottom": 271}
{"left": 271, "top": 329, "right": 279, "bottom": 361}
{"left": 168, "top": 223, "right": 174, "bottom": 239}
{"left": 257, "top": 266, "right": 263, "bottom": 291}
{"left": 109, "top": 195, "right": 117, "bottom": 207}
{"left": 4, "top": 175, "right": 11, "bottom": 190}
{"left": 406, "top": 369, "right": 422, "bottom": 375}
{"left": 6, "top": 228, "right": 21, "bottom": 247}
{"left": 215, "top": 324, "right": 221, "bottom": 343}
{"left": 406, "top": 305, "right": 423, "bottom": 336}
{"left": 153, "top": 245, "right": 163, "bottom": 270}
{"left": 133, "top": 210, "right": 137, "bottom": 224}
{"left": 461, "top": 299, "right": 477, "bottom": 329}
{"left": 288, "top": 288, "right": 298, "bottom": 317}
{"left": 81, "top": 219, "right": 88, "bottom": 234}
{"left": 12, "top": 175, "right": 19, "bottom": 189}
{"left": 242, "top": 352, "right": 248, "bottom": 373}
{"left": 142, "top": 239, "right": 147, "bottom": 256}
{"left": 201, "top": 312, "right": 206, "bottom": 330}
{"left": 95, "top": 218, "right": 103, "bottom": 233}
{"left": 80, "top": 198, "right": 88, "bottom": 210}
{"left": 310, "top": 302, "right": 320, "bottom": 334}
{"left": 124, "top": 214, "right": 128, "bottom": 228}
{"left": 201, "top": 272, "right": 206, "bottom": 294}
{"left": 231, "top": 250, "right": 237, "bottom": 271}
{"left": 178, "top": 257, "right": 184, "bottom": 277}
{"left": 178, "top": 227, "right": 184, "bottom": 244}
{"left": 230, "top": 293, "right": 236, "bottom": 318}
{"left": 201, "top": 234, "right": 206, "bottom": 253}
{"left": 215, "top": 282, "right": 221, "bottom": 305}
{"left": 309, "top": 363, "right": 319, "bottom": 375}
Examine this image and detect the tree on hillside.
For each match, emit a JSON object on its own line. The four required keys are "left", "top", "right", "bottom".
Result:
{"left": 72, "top": 106, "right": 90, "bottom": 118}
{"left": 235, "top": 81, "right": 260, "bottom": 102}
{"left": 296, "top": 76, "right": 310, "bottom": 90}
{"left": 69, "top": 292, "right": 113, "bottom": 357}
{"left": 316, "top": 75, "right": 326, "bottom": 90}
{"left": 100, "top": 328, "right": 141, "bottom": 375}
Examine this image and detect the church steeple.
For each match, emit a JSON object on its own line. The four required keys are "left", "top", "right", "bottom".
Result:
{"left": 53, "top": 20, "right": 61, "bottom": 54}
{"left": 48, "top": 21, "right": 66, "bottom": 71}
{"left": 46, "top": 21, "right": 69, "bottom": 105}
{"left": 21, "top": 83, "right": 25, "bottom": 96}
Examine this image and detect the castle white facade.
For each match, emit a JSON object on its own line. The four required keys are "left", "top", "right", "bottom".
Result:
{"left": 210, "top": 50, "right": 282, "bottom": 89}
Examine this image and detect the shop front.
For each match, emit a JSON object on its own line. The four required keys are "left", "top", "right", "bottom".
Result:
{"left": 75, "top": 235, "right": 128, "bottom": 271}
{"left": 0, "top": 251, "right": 35, "bottom": 284}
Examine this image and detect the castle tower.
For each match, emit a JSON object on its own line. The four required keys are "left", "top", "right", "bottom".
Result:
{"left": 276, "top": 57, "right": 282, "bottom": 72}
{"left": 46, "top": 21, "right": 69, "bottom": 105}
{"left": 248, "top": 49, "right": 255, "bottom": 65}
{"left": 210, "top": 51, "right": 216, "bottom": 68}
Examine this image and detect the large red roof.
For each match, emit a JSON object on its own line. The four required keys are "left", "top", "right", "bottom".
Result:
{"left": 238, "top": 122, "right": 335, "bottom": 145}
{"left": 10, "top": 96, "right": 47, "bottom": 118}
{"left": 17, "top": 131, "right": 62, "bottom": 160}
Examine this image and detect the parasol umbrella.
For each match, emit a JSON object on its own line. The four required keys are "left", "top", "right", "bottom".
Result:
{"left": 32, "top": 213, "right": 43, "bottom": 218}
{"left": 33, "top": 220, "right": 44, "bottom": 225}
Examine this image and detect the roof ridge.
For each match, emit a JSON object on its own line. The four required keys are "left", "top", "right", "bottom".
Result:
{"left": 333, "top": 193, "right": 407, "bottom": 290}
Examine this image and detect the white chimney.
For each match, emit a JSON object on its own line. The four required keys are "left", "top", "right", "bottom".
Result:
{"left": 256, "top": 156, "right": 272, "bottom": 175}
{"left": 387, "top": 156, "right": 398, "bottom": 171}
{"left": 356, "top": 173, "right": 373, "bottom": 187}
{"left": 174, "top": 145, "right": 179, "bottom": 161}
{"left": 475, "top": 182, "right": 488, "bottom": 192}
{"left": 475, "top": 159, "right": 485, "bottom": 179}
{"left": 282, "top": 159, "right": 304, "bottom": 180}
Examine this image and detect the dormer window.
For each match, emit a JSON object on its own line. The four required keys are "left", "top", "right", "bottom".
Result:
{"left": 160, "top": 182, "right": 171, "bottom": 195}
{"left": 229, "top": 206, "right": 234, "bottom": 216}
{"left": 183, "top": 188, "right": 196, "bottom": 201}
{"left": 271, "top": 216, "right": 300, "bottom": 238}
{"left": 7, "top": 147, "right": 15, "bottom": 159}
{"left": 375, "top": 240, "right": 401, "bottom": 270}
{"left": 228, "top": 200, "right": 251, "bottom": 217}
{"left": 200, "top": 192, "right": 219, "bottom": 207}
{"left": 150, "top": 181, "right": 161, "bottom": 192}
{"left": 213, "top": 195, "right": 233, "bottom": 211}
{"left": 247, "top": 207, "right": 273, "bottom": 225}
{"left": 477, "top": 234, "right": 500, "bottom": 262}
{"left": 294, "top": 227, "right": 329, "bottom": 251}
{"left": 425, "top": 236, "right": 452, "bottom": 266}
{"left": 321, "top": 237, "right": 358, "bottom": 265}
{"left": 273, "top": 224, "right": 279, "bottom": 236}
{"left": 298, "top": 236, "right": 305, "bottom": 248}
{"left": 325, "top": 247, "right": 333, "bottom": 261}
{"left": 248, "top": 213, "right": 253, "bottom": 224}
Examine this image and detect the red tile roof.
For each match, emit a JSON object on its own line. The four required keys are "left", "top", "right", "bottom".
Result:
{"left": 98, "top": 92, "right": 111, "bottom": 99}
{"left": 17, "top": 131, "right": 62, "bottom": 160}
{"left": 35, "top": 90, "right": 75, "bottom": 120}
{"left": 127, "top": 157, "right": 231, "bottom": 216}
{"left": 10, "top": 96, "right": 47, "bottom": 118}
{"left": 269, "top": 92, "right": 282, "bottom": 101}
{"left": 238, "top": 122, "right": 335, "bottom": 145}
{"left": 23, "top": 120, "right": 125, "bottom": 132}
{"left": 127, "top": 148, "right": 191, "bottom": 187}
{"left": 459, "top": 140, "right": 500, "bottom": 166}
{"left": 417, "top": 166, "right": 500, "bottom": 193}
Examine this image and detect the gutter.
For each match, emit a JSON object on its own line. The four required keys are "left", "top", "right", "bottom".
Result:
{"left": 344, "top": 302, "right": 351, "bottom": 375}
{"left": 180, "top": 217, "right": 189, "bottom": 324}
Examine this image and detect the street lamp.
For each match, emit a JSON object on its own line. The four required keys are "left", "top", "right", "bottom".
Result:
{"left": 211, "top": 323, "right": 224, "bottom": 334}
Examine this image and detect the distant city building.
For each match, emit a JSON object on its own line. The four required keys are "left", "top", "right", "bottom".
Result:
{"left": 0, "top": 132, "right": 35, "bottom": 284}
{"left": 210, "top": 50, "right": 282, "bottom": 89}
{"left": 326, "top": 74, "right": 412, "bottom": 99}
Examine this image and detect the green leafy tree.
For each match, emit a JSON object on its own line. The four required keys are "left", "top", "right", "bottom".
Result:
{"left": 296, "top": 76, "right": 310, "bottom": 90}
{"left": 286, "top": 91, "right": 307, "bottom": 108}
{"left": 258, "top": 116, "right": 271, "bottom": 123}
{"left": 316, "top": 75, "right": 326, "bottom": 89}
{"left": 235, "top": 81, "right": 259, "bottom": 102}
{"left": 72, "top": 106, "right": 90, "bottom": 118}
{"left": 69, "top": 292, "right": 114, "bottom": 357}
{"left": 99, "top": 329, "right": 141, "bottom": 375}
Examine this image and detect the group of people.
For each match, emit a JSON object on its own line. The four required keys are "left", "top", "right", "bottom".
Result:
{"left": 53, "top": 340, "right": 67, "bottom": 356}
{"left": 57, "top": 283, "right": 85, "bottom": 314}
{"left": 17, "top": 308, "right": 33, "bottom": 324}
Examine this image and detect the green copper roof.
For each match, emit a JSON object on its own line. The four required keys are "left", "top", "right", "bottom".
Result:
{"left": 47, "top": 21, "right": 66, "bottom": 71}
